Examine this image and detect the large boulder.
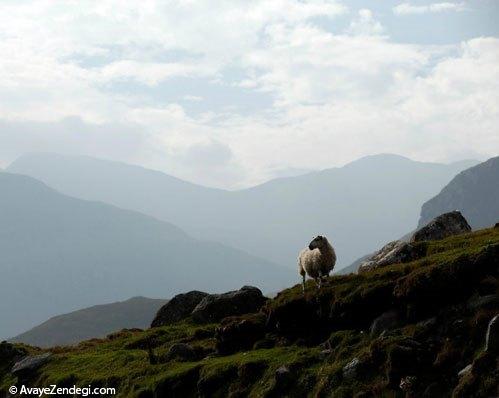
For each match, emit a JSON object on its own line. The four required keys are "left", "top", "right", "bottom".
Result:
{"left": 191, "top": 286, "right": 267, "bottom": 324}
{"left": 151, "top": 290, "right": 208, "bottom": 327}
{"left": 358, "top": 241, "right": 424, "bottom": 273}
{"left": 411, "top": 211, "right": 471, "bottom": 242}
{"left": 12, "top": 352, "right": 51, "bottom": 375}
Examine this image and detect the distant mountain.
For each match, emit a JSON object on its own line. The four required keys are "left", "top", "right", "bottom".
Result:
{"left": 11, "top": 297, "right": 168, "bottom": 347}
{"left": 336, "top": 254, "right": 371, "bottom": 275}
{"left": 0, "top": 173, "right": 291, "bottom": 339}
{"left": 8, "top": 153, "right": 478, "bottom": 271}
{"left": 418, "top": 156, "right": 499, "bottom": 229}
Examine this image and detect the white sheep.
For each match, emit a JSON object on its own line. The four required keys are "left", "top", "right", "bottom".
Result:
{"left": 298, "top": 235, "right": 336, "bottom": 292}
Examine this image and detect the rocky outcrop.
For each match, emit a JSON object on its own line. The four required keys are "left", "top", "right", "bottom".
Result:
{"left": 165, "top": 343, "right": 196, "bottom": 362}
{"left": 12, "top": 352, "right": 51, "bottom": 375}
{"left": 411, "top": 211, "right": 471, "bottom": 242}
{"left": 191, "top": 286, "right": 267, "bottom": 324}
{"left": 359, "top": 212, "right": 471, "bottom": 273}
{"left": 0, "top": 342, "right": 26, "bottom": 370}
{"left": 343, "top": 358, "right": 361, "bottom": 380}
{"left": 370, "top": 310, "right": 400, "bottom": 336}
{"left": 215, "top": 313, "right": 266, "bottom": 355}
{"left": 151, "top": 291, "right": 208, "bottom": 327}
{"left": 358, "top": 241, "right": 424, "bottom": 273}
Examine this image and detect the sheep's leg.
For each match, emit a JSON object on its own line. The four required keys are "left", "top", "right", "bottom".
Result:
{"left": 302, "top": 274, "right": 306, "bottom": 293}
{"left": 316, "top": 277, "right": 322, "bottom": 290}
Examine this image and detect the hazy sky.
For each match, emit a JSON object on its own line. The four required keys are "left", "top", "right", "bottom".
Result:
{"left": 0, "top": 0, "right": 498, "bottom": 188}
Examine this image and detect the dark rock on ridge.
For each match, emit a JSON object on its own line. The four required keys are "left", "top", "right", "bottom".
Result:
{"left": 191, "top": 286, "right": 267, "bottom": 324}
{"left": 411, "top": 211, "right": 471, "bottom": 242}
{"left": 151, "top": 291, "right": 208, "bottom": 327}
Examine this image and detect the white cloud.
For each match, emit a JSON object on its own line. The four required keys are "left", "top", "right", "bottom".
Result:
{"left": 0, "top": 1, "right": 497, "bottom": 188}
{"left": 394, "top": 2, "right": 466, "bottom": 15}
{"left": 347, "top": 9, "right": 384, "bottom": 36}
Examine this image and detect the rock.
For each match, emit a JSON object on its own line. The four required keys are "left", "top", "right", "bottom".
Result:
{"left": 343, "top": 358, "right": 361, "bottom": 380}
{"left": 485, "top": 314, "right": 499, "bottom": 353}
{"left": 0, "top": 341, "right": 26, "bottom": 366}
{"left": 411, "top": 211, "right": 471, "bottom": 243}
{"left": 215, "top": 313, "right": 266, "bottom": 355}
{"left": 358, "top": 240, "right": 424, "bottom": 273}
{"left": 467, "top": 294, "right": 499, "bottom": 311}
{"left": 458, "top": 364, "right": 472, "bottom": 377}
{"left": 370, "top": 310, "right": 400, "bottom": 336}
{"left": 274, "top": 366, "right": 292, "bottom": 386}
{"left": 165, "top": 343, "right": 196, "bottom": 362}
{"left": 319, "top": 349, "right": 333, "bottom": 359}
{"left": 191, "top": 286, "right": 267, "bottom": 324}
{"left": 151, "top": 290, "right": 208, "bottom": 327}
{"left": 399, "top": 376, "right": 417, "bottom": 392}
{"left": 416, "top": 317, "right": 437, "bottom": 329}
{"left": 494, "top": 222, "right": 499, "bottom": 229}
{"left": 12, "top": 352, "right": 51, "bottom": 375}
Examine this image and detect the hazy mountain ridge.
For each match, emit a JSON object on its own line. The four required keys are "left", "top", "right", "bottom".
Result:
{"left": 419, "top": 156, "right": 499, "bottom": 229}
{"left": 0, "top": 172, "right": 292, "bottom": 339}
{"left": 11, "top": 297, "right": 168, "bottom": 348}
{"left": 7, "top": 153, "right": 478, "bottom": 270}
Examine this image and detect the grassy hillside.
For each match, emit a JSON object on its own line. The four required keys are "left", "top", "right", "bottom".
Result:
{"left": 11, "top": 297, "right": 168, "bottom": 348}
{"left": 1, "top": 228, "right": 498, "bottom": 397}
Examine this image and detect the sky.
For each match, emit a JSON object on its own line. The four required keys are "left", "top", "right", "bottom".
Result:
{"left": 0, "top": 0, "right": 498, "bottom": 189}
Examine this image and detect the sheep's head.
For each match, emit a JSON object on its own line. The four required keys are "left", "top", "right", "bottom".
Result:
{"left": 308, "top": 235, "right": 328, "bottom": 250}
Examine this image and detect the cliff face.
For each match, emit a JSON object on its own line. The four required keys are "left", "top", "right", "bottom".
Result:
{"left": 1, "top": 227, "right": 498, "bottom": 398}
{"left": 419, "top": 156, "right": 499, "bottom": 229}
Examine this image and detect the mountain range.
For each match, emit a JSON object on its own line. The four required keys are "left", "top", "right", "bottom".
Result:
{"left": 8, "top": 153, "right": 478, "bottom": 271}
{"left": 0, "top": 173, "right": 291, "bottom": 339}
{"left": 419, "top": 156, "right": 499, "bottom": 229}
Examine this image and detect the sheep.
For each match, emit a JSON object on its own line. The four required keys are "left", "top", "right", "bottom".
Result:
{"left": 298, "top": 235, "right": 336, "bottom": 292}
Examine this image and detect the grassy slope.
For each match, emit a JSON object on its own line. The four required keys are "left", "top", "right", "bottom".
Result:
{"left": 1, "top": 228, "right": 498, "bottom": 398}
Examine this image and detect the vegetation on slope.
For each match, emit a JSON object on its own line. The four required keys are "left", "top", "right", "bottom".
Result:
{"left": 1, "top": 228, "right": 498, "bottom": 397}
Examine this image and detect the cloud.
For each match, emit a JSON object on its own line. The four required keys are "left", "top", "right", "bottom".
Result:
{"left": 393, "top": 2, "right": 467, "bottom": 15}
{"left": 347, "top": 9, "right": 384, "bottom": 36}
{"left": 0, "top": 1, "right": 497, "bottom": 188}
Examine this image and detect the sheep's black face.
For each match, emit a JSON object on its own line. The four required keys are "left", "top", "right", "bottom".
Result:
{"left": 308, "top": 235, "right": 326, "bottom": 250}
